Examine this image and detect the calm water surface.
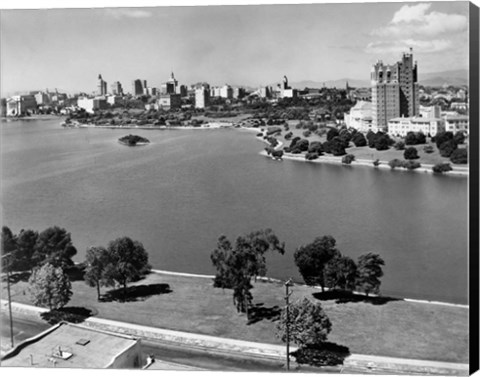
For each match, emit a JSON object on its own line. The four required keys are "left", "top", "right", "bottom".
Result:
{"left": 1, "top": 120, "right": 468, "bottom": 304}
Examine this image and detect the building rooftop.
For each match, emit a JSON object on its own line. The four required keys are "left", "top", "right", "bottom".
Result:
{"left": 1, "top": 322, "right": 139, "bottom": 368}
{"left": 389, "top": 116, "right": 443, "bottom": 123}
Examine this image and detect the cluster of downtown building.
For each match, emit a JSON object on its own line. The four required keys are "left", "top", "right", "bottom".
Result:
{"left": 2, "top": 71, "right": 301, "bottom": 117}
{"left": 344, "top": 49, "right": 469, "bottom": 137}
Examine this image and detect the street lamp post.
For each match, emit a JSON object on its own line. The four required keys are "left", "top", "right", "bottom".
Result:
{"left": 284, "top": 278, "right": 293, "bottom": 371}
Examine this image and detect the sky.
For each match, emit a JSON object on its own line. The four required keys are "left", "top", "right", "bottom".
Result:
{"left": 0, "top": 1, "right": 471, "bottom": 95}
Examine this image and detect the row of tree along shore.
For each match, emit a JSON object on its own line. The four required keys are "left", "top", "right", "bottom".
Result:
{"left": 2, "top": 226, "right": 384, "bottom": 367}
{"left": 260, "top": 122, "right": 468, "bottom": 173}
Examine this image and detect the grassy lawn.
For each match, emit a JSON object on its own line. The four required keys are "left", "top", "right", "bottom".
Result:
{"left": 266, "top": 124, "right": 468, "bottom": 168}
{"left": 2, "top": 272, "right": 468, "bottom": 363}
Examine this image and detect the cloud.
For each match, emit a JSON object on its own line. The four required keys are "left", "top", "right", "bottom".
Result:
{"left": 372, "top": 3, "right": 467, "bottom": 38}
{"left": 365, "top": 39, "right": 452, "bottom": 54}
{"left": 105, "top": 8, "right": 152, "bottom": 19}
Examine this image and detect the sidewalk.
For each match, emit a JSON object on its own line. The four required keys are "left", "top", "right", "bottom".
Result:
{"left": 1, "top": 300, "right": 469, "bottom": 375}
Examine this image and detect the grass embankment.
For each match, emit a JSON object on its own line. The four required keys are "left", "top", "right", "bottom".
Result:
{"left": 271, "top": 123, "right": 468, "bottom": 168}
{"left": 2, "top": 272, "right": 468, "bottom": 363}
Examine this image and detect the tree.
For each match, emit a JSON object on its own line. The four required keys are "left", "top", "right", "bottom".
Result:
{"left": 276, "top": 297, "right": 332, "bottom": 347}
{"left": 324, "top": 255, "right": 357, "bottom": 291}
{"left": 103, "top": 237, "right": 151, "bottom": 301}
{"left": 352, "top": 132, "right": 367, "bottom": 147}
{"left": 404, "top": 147, "right": 419, "bottom": 160}
{"left": 15, "top": 229, "right": 38, "bottom": 272}
{"left": 211, "top": 229, "right": 285, "bottom": 314}
{"left": 341, "top": 154, "right": 355, "bottom": 164}
{"left": 330, "top": 138, "right": 346, "bottom": 156}
{"left": 394, "top": 141, "right": 405, "bottom": 150}
{"left": 439, "top": 139, "right": 458, "bottom": 157}
{"left": 326, "top": 127, "right": 339, "bottom": 141}
{"left": 294, "top": 235, "right": 340, "bottom": 291}
{"left": 432, "top": 162, "right": 452, "bottom": 174}
{"left": 405, "top": 132, "right": 418, "bottom": 145}
{"left": 33, "top": 226, "right": 77, "bottom": 268}
{"left": 434, "top": 131, "right": 454, "bottom": 149}
{"left": 450, "top": 148, "right": 468, "bottom": 164}
{"left": 308, "top": 141, "right": 324, "bottom": 155}
{"left": 454, "top": 131, "right": 465, "bottom": 145}
{"left": 356, "top": 253, "right": 385, "bottom": 296}
{"left": 84, "top": 246, "right": 111, "bottom": 301}
{"left": 1, "top": 226, "right": 16, "bottom": 273}
{"left": 374, "top": 134, "right": 390, "bottom": 151}
{"left": 28, "top": 263, "right": 72, "bottom": 310}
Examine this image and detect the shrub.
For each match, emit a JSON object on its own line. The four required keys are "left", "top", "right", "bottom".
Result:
{"left": 404, "top": 147, "right": 419, "bottom": 160}
{"left": 423, "top": 145, "right": 434, "bottom": 154}
{"left": 342, "top": 154, "right": 355, "bottom": 164}
{"left": 305, "top": 152, "right": 319, "bottom": 160}
{"left": 388, "top": 159, "right": 403, "bottom": 169}
{"left": 283, "top": 147, "right": 291, "bottom": 153}
{"left": 284, "top": 131, "right": 293, "bottom": 140}
{"left": 303, "top": 130, "right": 312, "bottom": 137}
{"left": 432, "top": 163, "right": 452, "bottom": 174}
{"left": 394, "top": 141, "right": 405, "bottom": 150}
{"left": 291, "top": 343, "right": 350, "bottom": 367}
{"left": 372, "top": 159, "right": 380, "bottom": 167}
{"left": 256, "top": 133, "right": 263, "bottom": 137}
{"left": 404, "top": 160, "right": 421, "bottom": 170}
{"left": 271, "top": 150, "right": 284, "bottom": 160}
{"left": 450, "top": 148, "right": 468, "bottom": 164}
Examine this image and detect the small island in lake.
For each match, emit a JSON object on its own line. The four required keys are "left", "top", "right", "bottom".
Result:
{"left": 118, "top": 134, "right": 150, "bottom": 146}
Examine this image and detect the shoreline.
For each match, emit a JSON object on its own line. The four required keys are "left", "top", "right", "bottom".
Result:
{"left": 260, "top": 150, "right": 469, "bottom": 177}
{"left": 63, "top": 120, "right": 235, "bottom": 130}
{"left": 150, "top": 269, "right": 469, "bottom": 309}
{"left": 60, "top": 121, "right": 470, "bottom": 177}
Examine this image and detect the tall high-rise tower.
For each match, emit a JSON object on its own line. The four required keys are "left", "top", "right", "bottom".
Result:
{"left": 371, "top": 49, "right": 419, "bottom": 132}
{"left": 398, "top": 48, "right": 419, "bottom": 118}
{"left": 97, "top": 74, "right": 107, "bottom": 96}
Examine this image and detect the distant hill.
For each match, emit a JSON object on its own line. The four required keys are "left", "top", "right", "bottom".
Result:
{"left": 286, "top": 69, "right": 468, "bottom": 90}
{"left": 419, "top": 69, "right": 468, "bottom": 87}
{"left": 289, "top": 79, "right": 369, "bottom": 90}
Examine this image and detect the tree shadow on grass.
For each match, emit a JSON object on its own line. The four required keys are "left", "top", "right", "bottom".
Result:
{"left": 312, "top": 290, "right": 402, "bottom": 305}
{"left": 3, "top": 271, "right": 31, "bottom": 284}
{"left": 247, "top": 303, "right": 281, "bottom": 325}
{"left": 41, "top": 306, "right": 97, "bottom": 325}
{"left": 291, "top": 342, "right": 351, "bottom": 367}
{"left": 101, "top": 284, "right": 172, "bottom": 303}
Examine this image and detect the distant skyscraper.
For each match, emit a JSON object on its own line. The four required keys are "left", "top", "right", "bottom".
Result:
{"left": 111, "top": 81, "right": 124, "bottom": 96}
{"left": 97, "top": 74, "right": 107, "bottom": 96}
{"left": 132, "top": 79, "right": 144, "bottom": 96}
{"left": 371, "top": 49, "right": 419, "bottom": 131}
{"left": 195, "top": 86, "right": 210, "bottom": 109}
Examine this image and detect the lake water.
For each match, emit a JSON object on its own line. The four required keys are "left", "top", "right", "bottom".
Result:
{"left": 1, "top": 119, "right": 469, "bottom": 304}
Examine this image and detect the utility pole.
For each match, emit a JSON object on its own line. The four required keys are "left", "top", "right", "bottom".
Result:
{"left": 284, "top": 278, "right": 293, "bottom": 371}
{"left": 2, "top": 253, "right": 14, "bottom": 348}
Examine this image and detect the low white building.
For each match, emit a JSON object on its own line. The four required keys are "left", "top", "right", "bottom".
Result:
{"left": 344, "top": 101, "right": 375, "bottom": 133}
{"left": 387, "top": 116, "right": 445, "bottom": 137}
{"left": 77, "top": 97, "right": 107, "bottom": 113}
{"left": 443, "top": 114, "right": 469, "bottom": 134}
{"left": 6, "top": 95, "right": 37, "bottom": 116}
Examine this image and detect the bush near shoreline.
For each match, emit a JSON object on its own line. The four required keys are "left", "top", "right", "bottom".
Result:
{"left": 2, "top": 270, "right": 468, "bottom": 364}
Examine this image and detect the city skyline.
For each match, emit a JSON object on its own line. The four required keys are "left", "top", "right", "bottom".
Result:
{"left": 1, "top": 2, "right": 470, "bottom": 95}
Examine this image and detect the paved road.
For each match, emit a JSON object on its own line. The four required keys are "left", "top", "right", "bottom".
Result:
{"left": 1, "top": 313, "right": 50, "bottom": 352}
{"left": 0, "top": 313, "right": 427, "bottom": 374}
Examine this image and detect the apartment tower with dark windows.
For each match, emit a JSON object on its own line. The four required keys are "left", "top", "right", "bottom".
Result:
{"left": 371, "top": 49, "right": 419, "bottom": 131}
